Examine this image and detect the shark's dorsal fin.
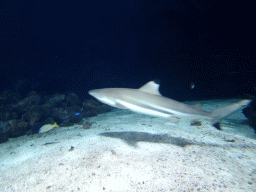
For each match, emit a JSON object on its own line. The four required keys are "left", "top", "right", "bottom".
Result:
{"left": 138, "top": 80, "right": 161, "bottom": 95}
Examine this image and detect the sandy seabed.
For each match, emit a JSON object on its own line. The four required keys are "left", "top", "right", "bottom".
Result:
{"left": 0, "top": 99, "right": 256, "bottom": 192}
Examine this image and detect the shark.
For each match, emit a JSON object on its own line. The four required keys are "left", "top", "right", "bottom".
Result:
{"left": 88, "top": 80, "right": 251, "bottom": 127}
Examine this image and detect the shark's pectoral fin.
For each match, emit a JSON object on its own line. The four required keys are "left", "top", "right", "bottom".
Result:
{"left": 169, "top": 116, "right": 180, "bottom": 123}
{"left": 211, "top": 117, "right": 222, "bottom": 125}
{"left": 191, "top": 103, "right": 203, "bottom": 110}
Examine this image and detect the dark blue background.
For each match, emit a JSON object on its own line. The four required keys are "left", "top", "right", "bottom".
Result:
{"left": 1, "top": 0, "right": 255, "bottom": 101}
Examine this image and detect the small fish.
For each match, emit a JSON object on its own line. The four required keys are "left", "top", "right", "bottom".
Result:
{"left": 39, "top": 122, "right": 59, "bottom": 133}
{"left": 75, "top": 113, "right": 80, "bottom": 116}
{"left": 190, "top": 82, "right": 195, "bottom": 89}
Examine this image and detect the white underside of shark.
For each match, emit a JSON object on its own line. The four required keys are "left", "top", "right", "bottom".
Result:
{"left": 88, "top": 80, "right": 251, "bottom": 126}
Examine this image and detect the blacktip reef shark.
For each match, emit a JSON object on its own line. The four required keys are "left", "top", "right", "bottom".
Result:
{"left": 88, "top": 80, "right": 251, "bottom": 128}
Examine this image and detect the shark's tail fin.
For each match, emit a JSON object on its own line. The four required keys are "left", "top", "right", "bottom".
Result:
{"left": 210, "top": 100, "right": 252, "bottom": 124}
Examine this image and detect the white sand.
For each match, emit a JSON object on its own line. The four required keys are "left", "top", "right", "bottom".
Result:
{"left": 0, "top": 99, "right": 256, "bottom": 191}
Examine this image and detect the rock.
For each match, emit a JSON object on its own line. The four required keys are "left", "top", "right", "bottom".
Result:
{"left": 29, "top": 121, "right": 46, "bottom": 134}
{"left": 0, "top": 90, "right": 22, "bottom": 105}
{"left": 27, "top": 92, "right": 41, "bottom": 105}
{"left": 65, "top": 92, "right": 81, "bottom": 106}
{"left": 52, "top": 106, "right": 83, "bottom": 126}
{"left": 0, "top": 105, "right": 9, "bottom": 122}
{"left": 82, "top": 99, "right": 101, "bottom": 109}
{"left": 22, "top": 105, "right": 44, "bottom": 126}
{"left": 0, "top": 91, "right": 113, "bottom": 143}
{"left": 45, "top": 94, "right": 65, "bottom": 107}
{"left": 0, "top": 120, "right": 12, "bottom": 143}
{"left": 10, "top": 120, "right": 29, "bottom": 138}
{"left": 44, "top": 117, "right": 56, "bottom": 125}
{"left": 28, "top": 91, "right": 38, "bottom": 97}
{"left": 82, "top": 99, "right": 112, "bottom": 117}
{"left": 42, "top": 104, "right": 54, "bottom": 117}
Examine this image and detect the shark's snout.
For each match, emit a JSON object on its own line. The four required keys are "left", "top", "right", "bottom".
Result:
{"left": 88, "top": 90, "right": 94, "bottom": 96}
{"left": 88, "top": 90, "right": 101, "bottom": 97}
{"left": 88, "top": 89, "right": 117, "bottom": 107}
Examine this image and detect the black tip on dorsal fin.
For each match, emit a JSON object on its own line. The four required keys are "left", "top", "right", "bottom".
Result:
{"left": 138, "top": 80, "right": 161, "bottom": 95}
{"left": 154, "top": 79, "right": 161, "bottom": 85}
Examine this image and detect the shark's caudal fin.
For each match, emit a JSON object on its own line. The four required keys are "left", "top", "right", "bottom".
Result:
{"left": 210, "top": 100, "right": 252, "bottom": 124}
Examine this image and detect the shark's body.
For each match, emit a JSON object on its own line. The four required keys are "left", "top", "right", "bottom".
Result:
{"left": 88, "top": 80, "right": 251, "bottom": 125}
